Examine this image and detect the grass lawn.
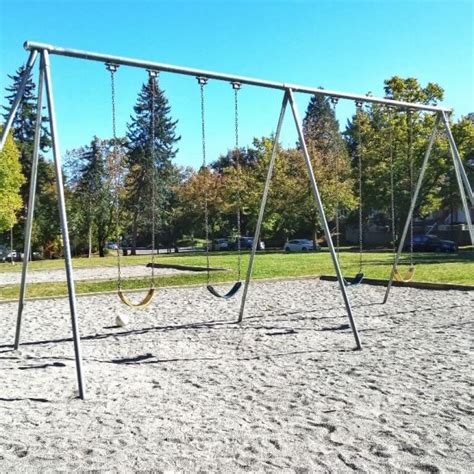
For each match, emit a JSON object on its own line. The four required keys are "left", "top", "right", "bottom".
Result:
{"left": 0, "top": 250, "right": 472, "bottom": 300}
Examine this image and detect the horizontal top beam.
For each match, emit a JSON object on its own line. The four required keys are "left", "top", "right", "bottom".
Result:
{"left": 24, "top": 41, "right": 451, "bottom": 113}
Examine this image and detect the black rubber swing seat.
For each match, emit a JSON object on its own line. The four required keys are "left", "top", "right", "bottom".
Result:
{"left": 344, "top": 272, "right": 364, "bottom": 287}
{"left": 206, "top": 281, "right": 242, "bottom": 299}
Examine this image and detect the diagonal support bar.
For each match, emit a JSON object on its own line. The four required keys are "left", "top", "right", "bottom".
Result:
{"left": 383, "top": 113, "right": 441, "bottom": 304}
{"left": 441, "top": 112, "right": 474, "bottom": 206}
{"left": 442, "top": 113, "right": 474, "bottom": 245}
{"left": 42, "top": 50, "right": 86, "bottom": 399}
{"left": 238, "top": 91, "right": 289, "bottom": 323}
{"left": 0, "top": 50, "right": 39, "bottom": 151}
{"left": 287, "top": 89, "right": 361, "bottom": 350}
{"left": 15, "top": 54, "right": 46, "bottom": 349}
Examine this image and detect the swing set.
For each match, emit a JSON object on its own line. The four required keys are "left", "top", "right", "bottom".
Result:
{"left": 1, "top": 41, "right": 471, "bottom": 400}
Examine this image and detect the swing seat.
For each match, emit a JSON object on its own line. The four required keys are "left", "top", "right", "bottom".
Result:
{"left": 206, "top": 281, "right": 242, "bottom": 299}
{"left": 344, "top": 272, "right": 364, "bottom": 287}
{"left": 393, "top": 266, "right": 415, "bottom": 283}
{"left": 118, "top": 288, "right": 155, "bottom": 309}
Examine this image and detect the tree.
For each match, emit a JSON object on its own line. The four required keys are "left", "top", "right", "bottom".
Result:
{"left": 2, "top": 65, "right": 51, "bottom": 195}
{"left": 344, "top": 77, "right": 448, "bottom": 237}
{"left": 2, "top": 65, "right": 59, "bottom": 252}
{"left": 67, "top": 137, "right": 114, "bottom": 257}
{"left": 125, "top": 75, "right": 180, "bottom": 254}
{"left": 302, "top": 94, "right": 356, "bottom": 244}
{"left": 0, "top": 129, "right": 25, "bottom": 232}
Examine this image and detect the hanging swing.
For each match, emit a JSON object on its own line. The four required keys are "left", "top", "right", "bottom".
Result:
{"left": 331, "top": 98, "right": 364, "bottom": 287}
{"left": 198, "top": 77, "right": 243, "bottom": 299}
{"left": 339, "top": 101, "right": 365, "bottom": 287}
{"left": 392, "top": 109, "right": 416, "bottom": 283}
{"left": 107, "top": 64, "right": 157, "bottom": 308}
{"left": 331, "top": 97, "right": 364, "bottom": 286}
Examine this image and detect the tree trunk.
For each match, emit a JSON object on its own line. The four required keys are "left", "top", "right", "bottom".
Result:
{"left": 131, "top": 212, "right": 138, "bottom": 256}
{"left": 88, "top": 225, "right": 92, "bottom": 258}
{"left": 98, "top": 234, "right": 105, "bottom": 258}
{"left": 313, "top": 228, "right": 318, "bottom": 249}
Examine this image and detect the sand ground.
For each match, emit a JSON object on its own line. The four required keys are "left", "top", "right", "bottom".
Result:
{"left": 0, "top": 278, "right": 472, "bottom": 472}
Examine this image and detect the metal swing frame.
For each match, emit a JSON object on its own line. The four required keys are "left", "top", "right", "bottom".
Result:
{"left": 1, "top": 41, "right": 471, "bottom": 400}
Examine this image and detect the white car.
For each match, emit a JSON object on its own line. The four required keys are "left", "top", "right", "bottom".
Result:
{"left": 284, "top": 239, "right": 316, "bottom": 252}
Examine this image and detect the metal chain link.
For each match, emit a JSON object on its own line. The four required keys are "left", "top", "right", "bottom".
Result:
{"left": 106, "top": 63, "right": 122, "bottom": 291}
{"left": 330, "top": 97, "right": 341, "bottom": 260}
{"left": 198, "top": 77, "right": 211, "bottom": 284}
{"left": 408, "top": 109, "right": 414, "bottom": 266}
{"left": 356, "top": 102, "right": 363, "bottom": 273}
{"left": 388, "top": 107, "right": 397, "bottom": 255}
{"left": 148, "top": 70, "right": 158, "bottom": 288}
{"left": 232, "top": 82, "right": 242, "bottom": 281}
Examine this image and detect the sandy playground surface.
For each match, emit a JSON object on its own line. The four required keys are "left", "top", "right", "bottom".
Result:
{"left": 0, "top": 278, "right": 472, "bottom": 472}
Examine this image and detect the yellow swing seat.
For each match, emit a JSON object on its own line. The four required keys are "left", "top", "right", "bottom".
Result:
{"left": 393, "top": 266, "right": 415, "bottom": 283}
{"left": 117, "top": 288, "right": 156, "bottom": 309}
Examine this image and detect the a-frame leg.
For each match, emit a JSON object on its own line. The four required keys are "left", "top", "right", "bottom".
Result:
{"left": 42, "top": 50, "right": 86, "bottom": 399}
{"left": 0, "top": 51, "right": 39, "bottom": 150}
{"left": 238, "top": 92, "right": 289, "bottom": 322}
{"left": 441, "top": 112, "right": 473, "bottom": 245}
{"left": 287, "top": 89, "right": 361, "bottom": 350}
{"left": 15, "top": 55, "right": 46, "bottom": 349}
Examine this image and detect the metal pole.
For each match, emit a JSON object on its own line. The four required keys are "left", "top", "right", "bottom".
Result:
{"left": 42, "top": 50, "right": 86, "bottom": 399}
{"left": 22, "top": 41, "right": 451, "bottom": 114}
{"left": 238, "top": 92, "right": 289, "bottom": 323}
{"left": 14, "top": 55, "right": 45, "bottom": 349}
{"left": 442, "top": 113, "right": 474, "bottom": 245}
{"left": 451, "top": 156, "right": 474, "bottom": 245}
{"left": 287, "top": 89, "right": 361, "bottom": 350}
{"left": 443, "top": 112, "right": 474, "bottom": 206}
{"left": 383, "top": 113, "right": 441, "bottom": 304}
{"left": 0, "top": 51, "right": 39, "bottom": 151}
{"left": 441, "top": 112, "right": 474, "bottom": 206}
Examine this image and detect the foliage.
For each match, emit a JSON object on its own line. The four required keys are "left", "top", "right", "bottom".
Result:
{"left": 0, "top": 129, "right": 25, "bottom": 231}
{"left": 343, "top": 76, "right": 454, "bottom": 235}
{"left": 67, "top": 137, "right": 114, "bottom": 257}
{"left": 2, "top": 65, "right": 59, "bottom": 251}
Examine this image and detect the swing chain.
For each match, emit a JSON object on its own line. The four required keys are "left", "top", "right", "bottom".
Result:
{"left": 356, "top": 101, "right": 363, "bottom": 273}
{"left": 148, "top": 69, "right": 159, "bottom": 287}
{"left": 388, "top": 106, "right": 397, "bottom": 253}
{"left": 232, "top": 82, "right": 243, "bottom": 280}
{"left": 331, "top": 97, "right": 341, "bottom": 256}
{"left": 107, "top": 63, "right": 123, "bottom": 290}
{"left": 407, "top": 108, "right": 414, "bottom": 266}
{"left": 198, "top": 77, "right": 211, "bottom": 284}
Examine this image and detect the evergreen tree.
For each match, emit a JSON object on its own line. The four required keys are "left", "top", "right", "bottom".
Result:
{"left": 2, "top": 65, "right": 51, "bottom": 191}
{"left": 301, "top": 94, "right": 355, "bottom": 244}
{"left": 2, "top": 65, "right": 59, "bottom": 252}
{"left": 69, "top": 137, "right": 114, "bottom": 257}
{"left": 125, "top": 75, "right": 180, "bottom": 254}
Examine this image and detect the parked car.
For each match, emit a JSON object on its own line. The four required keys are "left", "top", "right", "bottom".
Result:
{"left": 284, "top": 239, "right": 317, "bottom": 252}
{"left": 212, "top": 238, "right": 230, "bottom": 251}
{"left": 106, "top": 241, "right": 119, "bottom": 250}
{"left": 230, "top": 237, "right": 265, "bottom": 251}
{"left": 0, "top": 250, "right": 21, "bottom": 262}
{"left": 406, "top": 234, "right": 458, "bottom": 252}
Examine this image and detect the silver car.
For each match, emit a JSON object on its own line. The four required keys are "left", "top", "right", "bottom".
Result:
{"left": 284, "top": 239, "right": 316, "bottom": 252}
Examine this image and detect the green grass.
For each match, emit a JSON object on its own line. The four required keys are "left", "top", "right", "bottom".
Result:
{"left": 0, "top": 250, "right": 472, "bottom": 300}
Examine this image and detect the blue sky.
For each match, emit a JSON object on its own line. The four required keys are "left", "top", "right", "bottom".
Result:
{"left": 0, "top": 0, "right": 473, "bottom": 169}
